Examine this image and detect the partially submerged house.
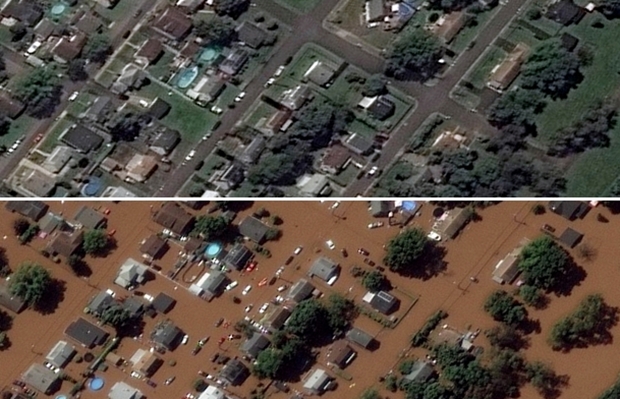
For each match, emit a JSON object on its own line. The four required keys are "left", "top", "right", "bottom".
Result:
{"left": 21, "top": 364, "right": 60, "bottom": 394}
{"left": 492, "top": 238, "right": 530, "bottom": 284}
{"left": 219, "top": 359, "right": 250, "bottom": 386}
{"left": 346, "top": 327, "right": 374, "bottom": 349}
{"left": 47, "top": 230, "right": 84, "bottom": 259}
{"left": 240, "top": 332, "right": 271, "bottom": 359}
{"left": 65, "top": 317, "right": 109, "bottom": 348}
{"left": 432, "top": 207, "right": 471, "bottom": 239}
{"left": 130, "top": 349, "right": 163, "bottom": 377}
{"left": 115, "top": 258, "right": 149, "bottom": 289}
{"left": 326, "top": 340, "right": 356, "bottom": 369}
{"left": 189, "top": 270, "right": 226, "bottom": 300}
{"left": 303, "top": 368, "right": 333, "bottom": 395}
{"left": 402, "top": 361, "right": 434, "bottom": 384}
{"left": 73, "top": 206, "right": 106, "bottom": 229}
{"left": 238, "top": 216, "right": 271, "bottom": 244}
{"left": 152, "top": 202, "right": 195, "bottom": 236}
{"left": 108, "top": 382, "right": 144, "bottom": 399}
{"left": 548, "top": 201, "right": 589, "bottom": 220}
{"left": 45, "top": 340, "right": 76, "bottom": 369}
{"left": 223, "top": 243, "right": 253, "bottom": 270}
{"left": 363, "top": 290, "right": 399, "bottom": 315}
{"left": 151, "top": 321, "right": 184, "bottom": 351}
{"left": 558, "top": 227, "right": 583, "bottom": 248}
{"left": 286, "top": 279, "right": 316, "bottom": 303}
{"left": 308, "top": 257, "right": 339, "bottom": 282}
{"left": 5, "top": 201, "right": 48, "bottom": 221}
{"left": 140, "top": 235, "right": 168, "bottom": 261}
{"left": 0, "top": 281, "right": 26, "bottom": 314}
{"left": 151, "top": 292, "right": 176, "bottom": 314}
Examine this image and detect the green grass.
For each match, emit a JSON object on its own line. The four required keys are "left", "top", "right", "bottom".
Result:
{"left": 0, "top": 26, "right": 13, "bottom": 45}
{"left": 196, "top": 154, "right": 228, "bottom": 180}
{"left": 537, "top": 14, "right": 620, "bottom": 142}
{"left": 216, "top": 84, "right": 241, "bottom": 109}
{"left": 451, "top": 8, "right": 496, "bottom": 54}
{"left": 94, "top": 0, "right": 135, "bottom": 24}
{"left": 96, "top": 70, "right": 118, "bottom": 88}
{"left": 136, "top": 81, "right": 217, "bottom": 141}
{"left": 147, "top": 51, "right": 175, "bottom": 82}
{"left": 66, "top": 92, "right": 96, "bottom": 117}
{"left": 330, "top": 162, "right": 360, "bottom": 187}
{"left": 502, "top": 24, "right": 542, "bottom": 48}
{"left": 275, "top": 0, "right": 323, "bottom": 13}
{"left": 0, "top": 115, "right": 36, "bottom": 148}
{"left": 466, "top": 46, "right": 506, "bottom": 89}
{"left": 286, "top": 44, "right": 344, "bottom": 84}
{"left": 127, "top": 28, "right": 149, "bottom": 47}
{"left": 245, "top": 101, "right": 278, "bottom": 128}
{"left": 349, "top": 118, "right": 377, "bottom": 139}
{"left": 38, "top": 118, "right": 73, "bottom": 153}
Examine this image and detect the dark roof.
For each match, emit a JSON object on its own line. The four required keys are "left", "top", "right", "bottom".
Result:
{"left": 346, "top": 327, "right": 374, "bottom": 348}
{"left": 220, "top": 359, "right": 250, "bottom": 386}
{"left": 184, "top": 237, "right": 206, "bottom": 254}
{"left": 34, "top": 18, "right": 57, "bottom": 40}
{"left": 154, "top": 7, "right": 192, "bottom": 41}
{"left": 48, "top": 230, "right": 84, "bottom": 258}
{"left": 236, "top": 21, "right": 267, "bottom": 49}
{"left": 367, "top": 95, "right": 396, "bottom": 120}
{"left": 403, "top": 361, "right": 434, "bottom": 383}
{"left": 287, "top": 279, "right": 315, "bottom": 302}
{"left": 61, "top": 125, "right": 103, "bottom": 153}
{"left": 140, "top": 235, "right": 168, "bottom": 259}
{"left": 87, "top": 291, "right": 115, "bottom": 315}
{"left": 151, "top": 129, "right": 181, "bottom": 154}
{"left": 545, "top": 0, "right": 584, "bottom": 25}
{"left": 558, "top": 227, "right": 583, "bottom": 248}
{"left": 369, "top": 201, "right": 394, "bottom": 217}
{"left": 122, "top": 297, "right": 145, "bottom": 318}
{"left": 2, "top": 0, "right": 43, "bottom": 26}
{"left": 86, "top": 96, "right": 112, "bottom": 121}
{"left": 21, "top": 364, "right": 60, "bottom": 394}
{"left": 65, "top": 317, "right": 109, "bottom": 348}
{"left": 265, "top": 306, "right": 291, "bottom": 331}
{"left": 345, "top": 133, "right": 374, "bottom": 155}
{"left": 73, "top": 206, "right": 106, "bottom": 229}
{"left": 308, "top": 257, "right": 339, "bottom": 281}
{"left": 152, "top": 202, "right": 195, "bottom": 236}
{"left": 548, "top": 201, "right": 589, "bottom": 221}
{"left": 326, "top": 340, "right": 355, "bottom": 368}
{"left": 560, "top": 32, "right": 579, "bottom": 52}
{"left": 135, "top": 39, "right": 163, "bottom": 64}
{"left": 75, "top": 13, "right": 102, "bottom": 35}
{"left": 5, "top": 201, "right": 49, "bottom": 221}
{"left": 240, "top": 332, "right": 270, "bottom": 359}
{"left": 0, "top": 93, "right": 25, "bottom": 119}
{"left": 0, "top": 281, "right": 26, "bottom": 313}
{"left": 369, "top": 291, "right": 398, "bottom": 315}
{"left": 238, "top": 216, "right": 270, "bottom": 244}
{"left": 321, "top": 144, "right": 351, "bottom": 171}
{"left": 152, "top": 322, "right": 183, "bottom": 350}
{"left": 223, "top": 243, "right": 253, "bottom": 270}
{"left": 219, "top": 48, "right": 249, "bottom": 75}
{"left": 52, "top": 34, "right": 86, "bottom": 62}
{"left": 148, "top": 98, "right": 171, "bottom": 120}
{"left": 152, "top": 292, "right": 176, "bottom": 313}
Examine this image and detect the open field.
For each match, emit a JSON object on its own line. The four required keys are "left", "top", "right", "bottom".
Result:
{"left": 275, "top": 0, "right": 323, "bottom": 13}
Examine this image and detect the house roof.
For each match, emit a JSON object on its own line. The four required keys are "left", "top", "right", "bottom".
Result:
{"left": 0, "top": 93, "right": 25, "bottom": 119}
{"left": 223, "top": 243, "right": 253, "bottom": 269}
{"left": 148, "top": 98, "right": 171, "bottom": 120}
{"left": 19, "top": 169, "right": 55, "bottom": 197}
{"left": 130, "top": 349, "right": 162, "bottom": 377}
{"left": 39, "top": 212, "right": 68, "bottom": 234}
{"left": 236, "top": 21, "right": 267, "bottom": 49}
{"left": 366, "top": 95, "right": 396, "bottom": 120}
{"left": 368, "top": 290, "right": 398, "bottom": 315}
{"left": 433, "top": 207, "right": 470, "bottom": 238}
{"left": 0, "top": 281, "right": 26, "bottom": 313}
{"left": 304, "top": 60, "right": 336, "bottom": 86}
{"left": 33, "top": 18, "right": 57, "bottom": 39}
{"left": 75, "top": 13, "right": 102, "bottom": 34}
{"left": 5, "top": 201, "right": 48, "bottom": 221}
{"left": 321, "top": 145, "right": 351, "bottom": 171}
{"left": 86, "top": 96, "right": 112, "bottom": 121}
{"left": 403, "top": 361, "right": 433, "bottom": 383}
{"left": 308, "top": 257, "right": 339, "bottom": 281}
{"left": 73, "top": 206, "right": 106, "bottom": 229}
{"left": 219, "top": 48, "right": 249, "bottom": 75}
{"left": 558, "top": 227, "right": 583, "bottom": 248}
{"left": 238, "top": 216, "right": 270, "bottom": 243}
{"left": 45, "top": 340, "right": 76, "bottom": 369}
{"left": 180, "top": 40, "right": 201, "bottom": 59}
{"left": 280, "top": 85, "right": 312, "bottom": 110}
{"left": 87, "top": 291, "right": 115, "bottom": 314}
{"left": 154, "top": 7, "right": 192, "bottom": 40}
{"left": 115, "top": 258, "right": 149, "bottom": 289}
{"left": 492, "top": 238, "right": 529, "bottom": 284}
{"left": 48, "top": 230, "right": 84, "bottom": 258}
{"left": 262, "top": 109, "right": 292, "bottom": 133}
{"left": 265, "top": 306, "right": 292, "bottom": 331}
{"left": 189, "top": 270, "right": 226, "bottom": 298}
{"left": 1, "top": 0, "right": 43, "bottom": 26}
{"left": 151, "top": 128, "right": 181, "bottom": 154}
{"left": 152, "top": 292, "right": 176, "bottom": 313}
{"left": 366, "top": 0, "right": 386, "bottom": 21}
{"left": 326, "top": 340, "right": 355, "bottom": 368}
{"left": 65, "top": 317, "right": 109, "bottom": 348}
{"left": 125, "top": 154, "right": 158, "bottom": 183}
{"left": 220, "top": 359, "right": 249, "bottom": 386}
{"left": 369, "top": 201, "right": 394, "bottom": 217}
{"left": 52, "top": 34, "right": 86, "bottom": 62}
{"left": 303, "top": 368, "right": 331, "bottom": 392}
{"left": 140, "top": 235, "right": 168, "bottom": 259}
{"left": 21, "top": 364, "right": 60, "bottom": 394}
{"left": 344, "top": 133, "right": 373, "bottom": 154}
{"left": 287, "top": 278, "right": 315, "bottom": 302}
{"left": 435, "top": 11, "right": 465, "bottom": 43}
{"left": 153, "top": 202, "right": 195, "bottom": 235}
{"left": 122, "top": 297, "right": 145, "bottom": 318}
{"left": 152, "top": 322, "right": 183, "bottom": 350}
{"left": 239, "top": 136, "right": 266, "bottom": 165}
{"left": 346, "top": 327, "right": 374, "bottom": 348}
{"left": 487, "top": 43, "right": 529, "bottom": 90}
{"left": 240, "top": 332, "right": 270, "bottom": 358}
{"left": 108, "top": 381, "right": 143, "bottom": 399}
{"left": 545, "top": 0, "right": 583, "bottom": 25}
{"left": 560, "top": 32, "right": 579, "bottom": 52}
{"left": 41, "top": 145, "right": 74, "bottom": 174}
{"left": 135, "top": 39, "right": 163, "bottom": 64}
{"left": 61, "top": 124, "right": 103, "bottom": 153}
{"left": 184, "top": 236, "right": 206, "bottom": 254}
{"left": 548, "top": 201, "right": 589, "bottom": 220}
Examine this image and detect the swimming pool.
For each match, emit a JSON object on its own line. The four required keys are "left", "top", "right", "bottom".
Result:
{"left": 205, "top": 242, "right": 223, "bottom": 258}
{"left": 199, "top": 47, "right": 219, "bottom": 63}
{"left": 51, "top": 3, "right": 67, "bottom": 15}
{"left": 176, "top": 66, "right": 199, "bottom": 89}
{"left": 89, "top": 377, "right": 104, "bottom": 391}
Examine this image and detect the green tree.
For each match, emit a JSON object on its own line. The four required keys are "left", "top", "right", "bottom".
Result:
{"left": 249, "top": 153, "right": 303, "bottom": 186}
{"left": 0, "top": 112, "right": 10, "bottom": 136}
{"left": 83, "top": 229, "right": 111, "bottom": 256}
{"left": 0, "top": 331, "right": 6, "bottom": 348}
{"left": 285, "top": 299, "right": 330, "bottom": 342}
{"left": 100, "top": 304, "right": 132, "bottom": 329}
{"left": 83, "top": 34, "right": 112, "bottom": 63}
{"left": 362, "top": 74, "right": 387, "bottom": 97}
{"left": 264, "top": 227, "right": 280, "bottom": 241}
{"left": 9, "top": 23, "right": 26, "bottom": 42}
{"left": 13, "top": 218, "right": 30, "bottom": 236}
{"left": 518, "top": 236, "right": 569, "bottom": 291}
{"left": 383, "top": 227, "right": 428, "bottom": 273}
{"left": 362, "top": 270, "right": 386, "bottom": 292}
{"left": 525, "top": 361, "right": 566, "bottom": 397}
{"left": 192, "top": 215, "right": 228, "bottom": 240}
{"left": 19, "top": 224, "right": 39, "bottom": 245}
{"left": 193, "top": 17, "right": 236, "bottom": 46}
{"left": 385, "top": 28, "right": 443, "bottom": 81}
{"left": 8, "top": 262, "right": 51, "bottom": 308}
{"left": 485, "top": 324, "right": 526, "bottom": 350}
{"left": 13, "top": 68, "right": 63, "bottom": 118}
{"left": 521, "top": 40, "right": 581, "bottom": 97}
{"left": 519, "top": 285, "right": 546, "bottom": 308}
{"left": 484, "top": 290, "right": 527, "bottom": 326}
{"left": 600, "top": 0, "right": 620, "bottom": 17}
{"left": 214, "top": 0, "right": 249, "bottom": 17}
{"left": 360, "top": 388, "right": 381, "bottom": 399}
{"left": 487, "top": 88, "right": 545, "bottom": 128}
{"left": 325, "top": 293, "right": 356, "bottom": 335}
{"left": 253, "top": 348, "right": 284, "bottom": 379}
{"left": 67, "top": 58, "right": 88, "bottom": 82}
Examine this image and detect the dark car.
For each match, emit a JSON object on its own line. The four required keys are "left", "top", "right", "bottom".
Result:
{"left": 13, "top": 380, "right": 25, "bottom": 388}
{"left": 368, "top": 260, "right": 376, "bottom": 267}
{"left": 214, "top": 317, "right": 224, "bottom": 327}
{"left": 191, "top": 346, "right": 201, "bottom": 356}
{"left": 211, "top": 353, "right": 220, "bottom": 363}
{"left": 146, "top": 380, "right": 157, "bottom": 388}
{"left": 284, "top": 256, "right": 294, "bottom": 265}
{"left": 358, "top": 248, "right": 370, "bottom": 256}
{"left": 341, "top": 248, "right": 348, "bottom": 258}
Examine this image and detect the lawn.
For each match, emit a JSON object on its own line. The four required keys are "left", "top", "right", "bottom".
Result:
{"left": 196, "top": 153, "right": 228, "bottom": 180}
{"left": 536, "top": 13, "right": 620, "bottom": 142}
{"left": 501, "top": 24, "right": 542, "bottom": 48}
{"left": 66, "top": 92, "right": 96, "bottom": 117}
{"left": 275, "top": 0, "right": 323, "bottom": 13}
{"left": 147, "top": 51, "right": 175, "bottom": 82}
{"left": 38, "top": 117, "right": 73, "bottom": 153}
{"left": 94, "top": 0, "right": 135, "bottom": 24}
{"left": 245, "top": 101, "right": 278, "bottom": 128}
{"left": 0, "top": 115, "right": 36, "bottom": 148}
{"left": 349, "top": 118, "right": 378, "bottom": 139}
{"left": 285, "top": 44, "right": 344, "bottom": 84}
{"left": 136, "top": 81, "right": 218, "bottom": 141}
{"left": 216, "top": 84, "right": 241, "bottom": 110}
{"left": 330, "top": 162, "right": 360, "bottom": 187}
{"left": 466, "top": 46, "right": 506, "bottom": 89}
{"left": 450, "top": 7, "right": 497, "bottom": 54}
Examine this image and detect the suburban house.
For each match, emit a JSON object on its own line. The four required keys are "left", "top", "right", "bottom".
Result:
{"left": 545, "top": 0, "right": 584, "bottom": 25}
{"left": 108, "top": 382, "right": 144, "bottom": 399}
{"left": 189, "top": 270, "right": 226, "bottom": 300}
{"left": 134, "top": 39, "right": 164, "bottom": 67}
{"left": 151, "top": 321, "right": 184, "bottom": 351}
{"left": 61, "top": 124, "right": 104, "bottom": 154}
{"left": 39, "top": 211, "right": 70, "bottom": 235}
{"left": 197, "top": 386, "right": 226, "bottom": 399}
{"left": 130, "top": 348, "right": 163, "bottom": 377}
{"left": 187, "top": 75, "right": 226, "bottom": 106}
{"left": 558, "top": 227, "right": 583, "bottom": 248}
{"left": 298, "top": 173, "right": 333, "bottom": 197}
{"left": 487, "top": 42, "right": 529, "bottom": 92}
{"left": 45, "top": 340, "right": 76, "bottom": 369}
{"left": 151, "top": 292, "right": 176, "bottom": 314}
{"left": 47, "top": 230, "right": 84, "bottom": 259}
{"left": 148, "top": 98, "right": 172, "bottom": 120}
{"left": 219, "top": 359, "right": 250, "bottom": 386}
{"left": 223, "top": 243, "right": 253, "bottom": 270}
{"left": 238, "top": 216, "right": 271, "bottom": 244}
{"left": 240, "top": 332, "right": 271, "bottom": 359}
{"left": 115, "top": 258, "right": 149, "bottom": 289}
{"left": 346, "top": 327, "right": 375, "bottom": 349}
{"left": 33, "top": 18, "right": 57, "bottom": 40}
{"left": 560, "top": 32, "right": 579, "bottom": 51}
{"left": 308, "top": 257, "right": 340, "bottom": 282}
{"left": 303, "top": 60, "right": 340, "bottom": 87}
{"left": 0, "top": 93, "right": 25, "bottom": 119}
{"left": 431, "top": 207, "right": 471, "bottom": 239}
{"left": 85, "top": 96, "right": 113, "bottom": 124}
{"left": 286, "top": 278, "right": 316, "bottom": 303}
{"left": 280, "top": 84, "right": 313, "bottom": 110}
{"left": 548, "top": 201, "right": 589, "bottom": 220}
{"left": 122, "top": 297, "right": 145, "bottom": 318}
{"left": 21, "top": 364, "right": 60, "bottom": 394}
{"left": 1, "top": 0, "right": 43, "bottom": 27}
{"left": 73, "top": 206, "right": 106, "bottom": 229}
{"left": 358, "top": 95, "right": 396, "bottom": 120}
{"left": 236, "top": 21, "right": 268, "bottom": 49}
{"left": 0, "top": 281, "right": 26, "bottom": 314}
{"left": 64, "top": 317, "right": 109, "bottom": 348}
{"left": 431, "top": 125, "right": 472, "bottom": 150}
{"left": 152, "top": 202, "right": 195, "bottom": 236}
{"left": 86, "top": 291, "right": 116, "bottom": 316}
{"left": 433, "top": 11, "right": 465, "bottom": 43}
{"left": 150, "top": 128, "right": 181, "bottom": 156}
{"left": 257, "top": 108, "right": 292, "bottom": 135}
{"left": 263, "top": 306, "right": 292, "bottom": 332}
{"left": 52, "top": 32, "right": 87, "bottom": 64}
{"left": 402, "top": 361, "right": 434, "bottom": 383}
{"left": 5, "top": 201, "right": 48, "bottom": 221}
{"left": 365, "top": 0, "right": 387, "bottom": 25}
{"left": 219, "top": 48, "right": 249, "bottom": 75}
{"left": 95, "top": 0, "right": 119, "bottom": 8}
{"left": 320, "top": 145, "right": 352, "bottom": 175}
{"left": 492, "top": 238, "right": 530, "bottom": 284}
{"left": 140, "top": 234, "right": 168, "bottom": 261}
{"left": 369, "top": 201, "right": 396, "bottom": 217}
{"left": 238, "top": 136, "right": 267, "bottom": 166}
{"left": 303, "top": 368, "right": 333, "bottom": 395}
{"left": 343, "top": 132, "right": 374, "bottom": 155}
{"left": 153, "top": 7, "right": 192, "bottom": 41}
{"left": 73, "top": 11, "right": 103, "bottom": 35}
{"left": 326, "top": 340, "right": 356, "bottom": 369}
{"left": 363, "top": 290, "right": 399, "bottom": 315}
{"left": 123, "top": 153, "right": 158, "bottom": 183}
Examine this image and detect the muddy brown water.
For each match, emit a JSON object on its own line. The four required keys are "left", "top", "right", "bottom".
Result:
{"left": 0, "top": 201, "right": 619, "bottom": 399}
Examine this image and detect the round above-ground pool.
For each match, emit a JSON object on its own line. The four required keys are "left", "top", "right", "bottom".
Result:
{"left": 205, "top": 242, "right": 223, "bottom": 258}
{"left": 81, "top": 177, "right": 102, "bottom": 197}
{"left": 51, "top": 3, "right": 67, "bottom": 15}
{"left": 89, "top": 377, "right": 104, "bottom": 391}
{"left": 55, "top": 395, "right": 68, "bottom": 399}
{"left": 176, "top": 66, "right": 199, "bottom": 89}
{"left": 199, "top": 47, "right": 218, "bottom": 63}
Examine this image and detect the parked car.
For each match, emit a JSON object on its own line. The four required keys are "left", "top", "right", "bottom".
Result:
{"left": 265, "top": 77, "right": 275, "bottom": 87}
{"left": 243, "top": 284, "right": 252, "bottom": 294}
{"left": 214, "top": 317, "right": 224, "bottom": 327}
{"left": 146, "top": 380, "right": 157, "bottom": 388}
{"left": 225, "top": 281, "right": 238, "bottom": 291}
{"left": 275, "top": 65, "right": 285, "bottom": 76}
{"left": 341, "top": 248, "right": 348, "bottom": 258}
{"left": 293, "top": 246, "right": 303, "bottom": 255}
{"left": 326, "top": 240, "right": 335, "bottom": 250}
{"left": 68, "top": 91, "right": 79, "bottom": 102}
{"left": 182, "top": 334, "right": 189, "bottom": 345}
{"left": 427, "top": 231, "right": 442, "bottom": 241}
{"left": 358, "top": 248, "right": 370, "bottom": 256}
{"left": 164, "top": 376, "right": 175, "bottom": 385}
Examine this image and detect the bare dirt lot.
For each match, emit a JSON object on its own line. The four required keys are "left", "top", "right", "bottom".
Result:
{"left": 0, "top": 201, "right": 620, "bottom": 399}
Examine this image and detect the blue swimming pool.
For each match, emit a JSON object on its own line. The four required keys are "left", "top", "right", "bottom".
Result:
{"left": 176, "top": 66, "right": 199, "bottom": 89}
{"left": 199, "top": 47, "right": 219, "bottom": 63}
{"left": 205, "top": 242, "right": 223, "bottom": 258}
{"left": 89, "top": 377, "right": 104, "bottom": 391}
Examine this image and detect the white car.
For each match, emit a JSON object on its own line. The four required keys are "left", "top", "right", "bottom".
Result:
{"left": 277, "top": 285, "right": 287, "bottom": 292}
{"left": 244, "top": 304, "right": 253, "bottom": 312}
{"left": 25, "top": 40, "right": 42, "bottom": 55}
{"left": 68, "top": 91, "right": 79, "bottom": 102}
{"left": 210, "top": 106, "right": 223, "bottom": 114}
{"left": 259, "top": 303, "right": 269, "bottom": 314}
{"left": 185, "top": 150, "right": 196, "bottom": 161}
{"left": 330, "top": 202, "right": 340, "bottom": 209}
{"left": 293, "top": 246, "right": 303, "bottom": 255}
{"left": 201, "top": 132, "right": 212, "bottom": 141}
{"left": 265, "top": 78, "right": 275, "bottom": 87}
{"left": 368, "top": 222, "right": 384, "bottom": 229}
{"left": 275, "top": 65, "right": 285, "bottom": 77}
{"left": 225, "top": 281, "right": 238, "bottom": 291}
{"left": 242, "top": 285, "right": 252, "bottom": 295}
{"left": 182, "top": 334, "right": 189, "bottom": 345}
{"left": 427, "top": 231, "right": 442, "bottom": 241}
{"left": 234, "top": 92, "right": 246, "bottom": 102}
{"left": 327, "top": 274, "right": 338, "bottom": 286}
{"left": 326, "top": 240, "right": 335, "bottom": 250}
{"left": 143, "top": 294, "right": 154, "bottom": 302}
{"left": 367, "top": 166, "right": 379, "bottom": 176}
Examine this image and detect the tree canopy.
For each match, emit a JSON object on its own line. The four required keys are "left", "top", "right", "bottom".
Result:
{"left": 520, "top": 40, "right": 581, "bottom": 98}
{"left": 363, "top": 74, "right": 387, "bottom": 97}
{"left": 83, "top": 34, "right": 112, "bottom": 64}
{"left": 214, "top": 0, "right": 249, "bottom": 18}
{"left": 8, "top": 262, "right": 51, "bottom": 308}
{"left": 487, "top": 88, "right": 545, "bottom": 129}
{"left": 362, "top": 270, "right": 386, "bottom": 292}
{"left": 194, "top": 17, "right": 236, "bottom": 46}
{"left": 484, "top": 290, "right": 527, "bottom": 326}
{"left": 13, "top": 68, "right": 63, "bottom": 118}
{"left": 285, "top": 299, "right": 331, "bottom": 342}
{"left": 100, "top": 304, "right": 132, "bottom": 329}
{"left": 518, "top": 236, "right": 569, "bottom": 291}
{"left": 325, "top": 293, "right": 356, "bottom": 335}
{"left": 383, "top": 228, "right": 428, "bottom": 273}
{"left": 67, "top": 58, "right": 88, "bottom": 82}
{"left": 83, "top": 229, "right": 111, "bottom": 256}
{"left": 386, "top": 29, "right": 443, "bottom": 81}
{"left": 600, "top": 0, "right": 620, "bottom": 17}
{"left": 192, "top": 215, "right": 229, "bottom": 240}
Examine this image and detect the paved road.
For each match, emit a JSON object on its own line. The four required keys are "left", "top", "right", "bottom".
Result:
{"left": 158, "top": 0, "right": 527, "bottom": 197}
